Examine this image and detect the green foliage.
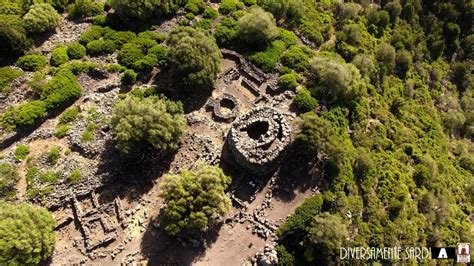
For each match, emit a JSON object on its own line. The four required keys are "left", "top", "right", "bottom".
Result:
{"left": 47, "top": 146, "right": 60, "bottom": 165}
{"left": 237, "top": 6, "right": 277, "bottom": 47}
{"left": 86, "top": 39, "right": 116, "bottom": 56}
{"left": 293, "top": 87, "right": 317, "bottom": 112}
{"left": 185, "top": 0, "right": 205, "bottom": 15}
{"left": 308, "top": 56, "right": 366, "bottom": 108}
{"left": 66, "top": 42, "right": 86, "bottom": 59}
{"left": 14, "top": 144, "right": 29, "bottom": 162}
{"left": 203, "top": 7, "right": 218, "bottom": 19}
{"left": 257, "top": 0, "right": 303, "bottom": 22}
{"left": 0, "top": 163, "right": 19, "bottom": 199}
{"left": 38, "top": 171, "right": 60, "bottom": 183}
{"left": 278, "top": 73, "right": 299, "bottom": 90}
{"left": 109, "top": 0, "right": 179, "bottom": 20}
{"left": 138, "top": 31, "right": 166, "bottom": 43}
{"left": 67, "top": 169, "right": 82, "bottom": 184}
{"left": 0, "top": 15, "right": 31, "bottom": 57}
{"left": 167, "top": 27, "right": 221, "bottom": 90}
{"left": 306, "top": 212, "right": 349, "bottom": 261}
{"left": 104, "top": 29, "right": 137, "bottom": 48}
{"left": 110, "top": 95, "right": 186, "bottom": 155}
{"left": 41, "top": 70, "right": 82, "bottom": 110}
{"left": 194, "top": 18, "right": 212, "bottom": 30}
{"left": 68, "top": 0, "right": 103, "bottom": 19}
{"left": 160, "top": 165, "right": 232, "bottom": 235}
{"left": 277, "top": 194, "right": 323, "bottom": 236}
{"left": 121, "top": 69, "right": 137, "bottom": 85}
{"left": 16, "top": 54, "right": 47, "bottom": 71}
{"left": 214, "top": 17, "right": 239, "bottom": 48}
{"left": 147, "top": 45, "right": 168, "bottom": 65}
{"left": 79, "top": 25, "right": 103, "bottom": 45}
{"left": 0, "top": 202, "right": 56, "bottom": 264}
{"left": 0, "top": 2, "right": 23, "bottom": 15}
{"left": 0, "top": 67, "right": 22, "bottom": 93}
{"left": 395, "top": 49, "right": 412, "bottom": 77}
{"left": 64, "top": 60, "right": 99, "bottom": 75}
{"left": 55, "top": 124, "right": 69, "bottom": 138}
{"left": 23, "top": 3, "right": 60, "bottom": 34}
{"left": 376, "top": 42, "right": 396, "bottom": 75}
{"left": 50, "top": 46, "right": 69, "bottom": 67}
{"left": 281, "top": 45, "right": 311, "bottom": 72}
{"left": 219, "top": 0, "right": 243, "bottom": 15}
{"left": 247, "top": 40, "right": 285, "bottom": 72}
{"left": 1, "top": 100, "right": 47, "bottom": 131}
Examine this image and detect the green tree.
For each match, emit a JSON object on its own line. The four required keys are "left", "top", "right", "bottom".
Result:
{"left": 167, "top": 27, "right": 222, "bottom": 91}
{"left": 309, "top": 56, "right": 366, "bottom": 107}
{"left": 0, "top": 15, "right": 30, "bottom": 57}
{"left": 237, "top": 6, "right": 278, "bottom": 47}
{"left": 110, "top": 95, "right": 186, "bottom": 155}
{"left": 160, "top": 165, "right": 232, "bottom": 235}
{"left": 0, "top": 163, "right": 19, "bottom": 199}
{"left": 23, "top": 4, "right": 60, "bottom": 34}
{"left": 376, "top": 42, "right": 396, "bottom": 75}
{"left": 67, "top": 0, "right": 103, "bottom": 19}
{"left": 0, "top": 202, "right": 56, "bottom": 264}
{"left": 305, "top": 212, "right": 348, "bottom": 263}
{"left": 257, "top": 0, "right": 303, "bottom": 22}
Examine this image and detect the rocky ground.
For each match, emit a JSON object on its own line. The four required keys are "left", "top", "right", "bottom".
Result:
{"left": 0, "top": 16, "right": 323, "bottom": 265}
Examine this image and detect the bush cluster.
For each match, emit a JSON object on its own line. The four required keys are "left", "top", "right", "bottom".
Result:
{"left": 16, "top": 54, "right": 47, "bottom": 71}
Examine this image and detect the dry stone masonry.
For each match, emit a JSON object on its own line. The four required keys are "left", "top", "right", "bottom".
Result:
{"left": 227, "top": 107, "right": 291, "bottom": 175}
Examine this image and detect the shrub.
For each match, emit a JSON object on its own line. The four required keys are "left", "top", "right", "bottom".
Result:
{"left": 92, "top": 14, "right": 106, "bottom": 25}
{"left": 194, "top": 18, "right": 212, "bottom": 30}
{"left": 203, "top": 7, "right": 218, "bottom": 19}
{"left": 41, "top": 70, "right": 82, "bottom": 110}
{"left": 306, "top": 213, "right": 348, "bottom": 261}
{"left": 395, "top": 49, "right": 412, "bottom": 77}
{"left": 65, "top": 60, "right": 99, "bottom": 75}
{"left": 133, "top": 54, "right": 157, "bottom": 71}
{"left": 0, "top": 15, "right": 31, "bottom": 57}
{"left": 278, "top": 73, "right": 299, "bottom": 90}
{"left": 79, "top": 26, "right": 104, "bottom": 45}
{"left": 14, "top": 144, "right": 29, "bottom": 162}
{"left": 86, "top": 39, "right": 116, "bottom": 55}
{"left": 308, "top": 56, "right": 366, "bottom": 107}
{"left": 219, "top": 0, "right": 244, "bottom": 15}
{"left": 138, "top": 31, "right": 166, "bottom": 42}
{"left": 68, "top": 169, "right": 82, "bottom": 184}
{"left": 55, "top": 124, "right": 69, "bottom": 138}
{"left": 16, "top": 54, "right": 47, "bottom": 71}
{"left": 167, "top": 27, "right": 222, "bottom": 91}
{"left": 67, "top": 42, "right": 86, "bottom": 59}
{"left": 117, "top": 43, "right": 143, "bottom": 69}
{"left": 105, "top": 63, "right": 126, "bottom": 73}
{"left": 351, "top": 54, "right": 375, "bottom": 77}
{"left": 257, "top": 0, "right": 303, "bottom": 21}
{"left": 47, "top": 146, "right": 60, "bottom": 165}
{"left": 109, "top": 0, "right": 178, "bottom": 20}
{"left": 185, "top": 0, "right": 205, "bottom": 15}
{"left": 160, "top": 165, "right": 232, "bottom": 235}
{"left": 121, "top": 69, "right": 137, "bottom": 85}
{"left": 237, "top": 6, "right": 278, "bottom": 47}
{"left": 50, "top": 46, "right": 69, "bottom": 67}
{"left": 68, "top": 0, "right": 103, "bottom": 19}
{"left": 376, "top": 42, "right": 396, "bottom": 75}
{"left": 293, "top": 87, "right": 317, "bottom": 112}
{"left": 0, "top": 67, "right": 22, "bottom": 92}
{"left": 0, "top": 163, "right": 19, "bottom": 199}
{"left": 23, "top": 4, "right": 60, "bottom": 34}
{"left": 110, "top": 95, "right": 186, "bottom": 155}
{"left": 0, "top": 2, "right": 23, "bottom": 15}
{"left": 281, "top": 45, "right": 311, "bottom": 71}
{"left": 58, "top": 106, "right": 80, "bottom": 124}
{"left": 214, "top": 17, "right": 239, "bottom": 48}
{"left": 148, "top": 45, "right": 168, "bottom": 65}
{"left": 185, "top": 12, "right": 195, "bottom": 20}
{"left": 103, "top": 30, "right": 136, "bottom": 48}
{"left": 0, "top": 202, "right": 56, "bottom": 264}
{"left": 247, "top": 40, "right": 285, "bottom": 72}
{"left": 1, "top": 100, "right": 47, "bottom": 131}
{"left": 242, "top": 0, "right": 256, "bottom": 6}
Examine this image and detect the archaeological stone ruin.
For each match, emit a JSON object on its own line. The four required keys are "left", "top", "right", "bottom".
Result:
{"left": 227, "top": 106, "right": 292, "bottom": 175}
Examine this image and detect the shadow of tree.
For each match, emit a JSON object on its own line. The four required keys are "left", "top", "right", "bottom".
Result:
{"left": 94, "top": 139, "right": 176, "bottom": 204}
{"left": 271, "top": 145, "right": 326, "bottom": 203}
{"left": 140, "top": 212, "right": 222, "bottom": 265}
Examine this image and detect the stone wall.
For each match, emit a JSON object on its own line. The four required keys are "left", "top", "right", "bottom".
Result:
{"left": 227, "top": 107, "right": 291, "bottom": 175}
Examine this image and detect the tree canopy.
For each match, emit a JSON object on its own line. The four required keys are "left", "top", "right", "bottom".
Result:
{"left": 160, "top": 165, "right": 232, "bottom": 236}
{"left": 110, "top": 94, "right": 186, "bottom": 155}
{"left": 0, "top": 202, "right": 56, "bottom": 264}
{"left": 166, "top": 26, "right": 222, "bottom": 91}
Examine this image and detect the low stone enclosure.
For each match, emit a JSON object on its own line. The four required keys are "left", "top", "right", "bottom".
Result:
{"left": 227, "top": 106, "right": 292, "bottom": 175}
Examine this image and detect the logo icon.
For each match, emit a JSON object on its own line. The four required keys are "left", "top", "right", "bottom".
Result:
{"left": 457, "top": 243, "right": 470, "bottom": 263}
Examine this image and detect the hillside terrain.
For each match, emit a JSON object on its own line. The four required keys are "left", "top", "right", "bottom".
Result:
{"left": 0, "top": 0, "right": 472, "bottom": 265}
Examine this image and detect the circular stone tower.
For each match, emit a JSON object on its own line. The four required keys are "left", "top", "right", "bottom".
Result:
{"left": 227, "top": 106, "right": 292, "bottom": 175}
